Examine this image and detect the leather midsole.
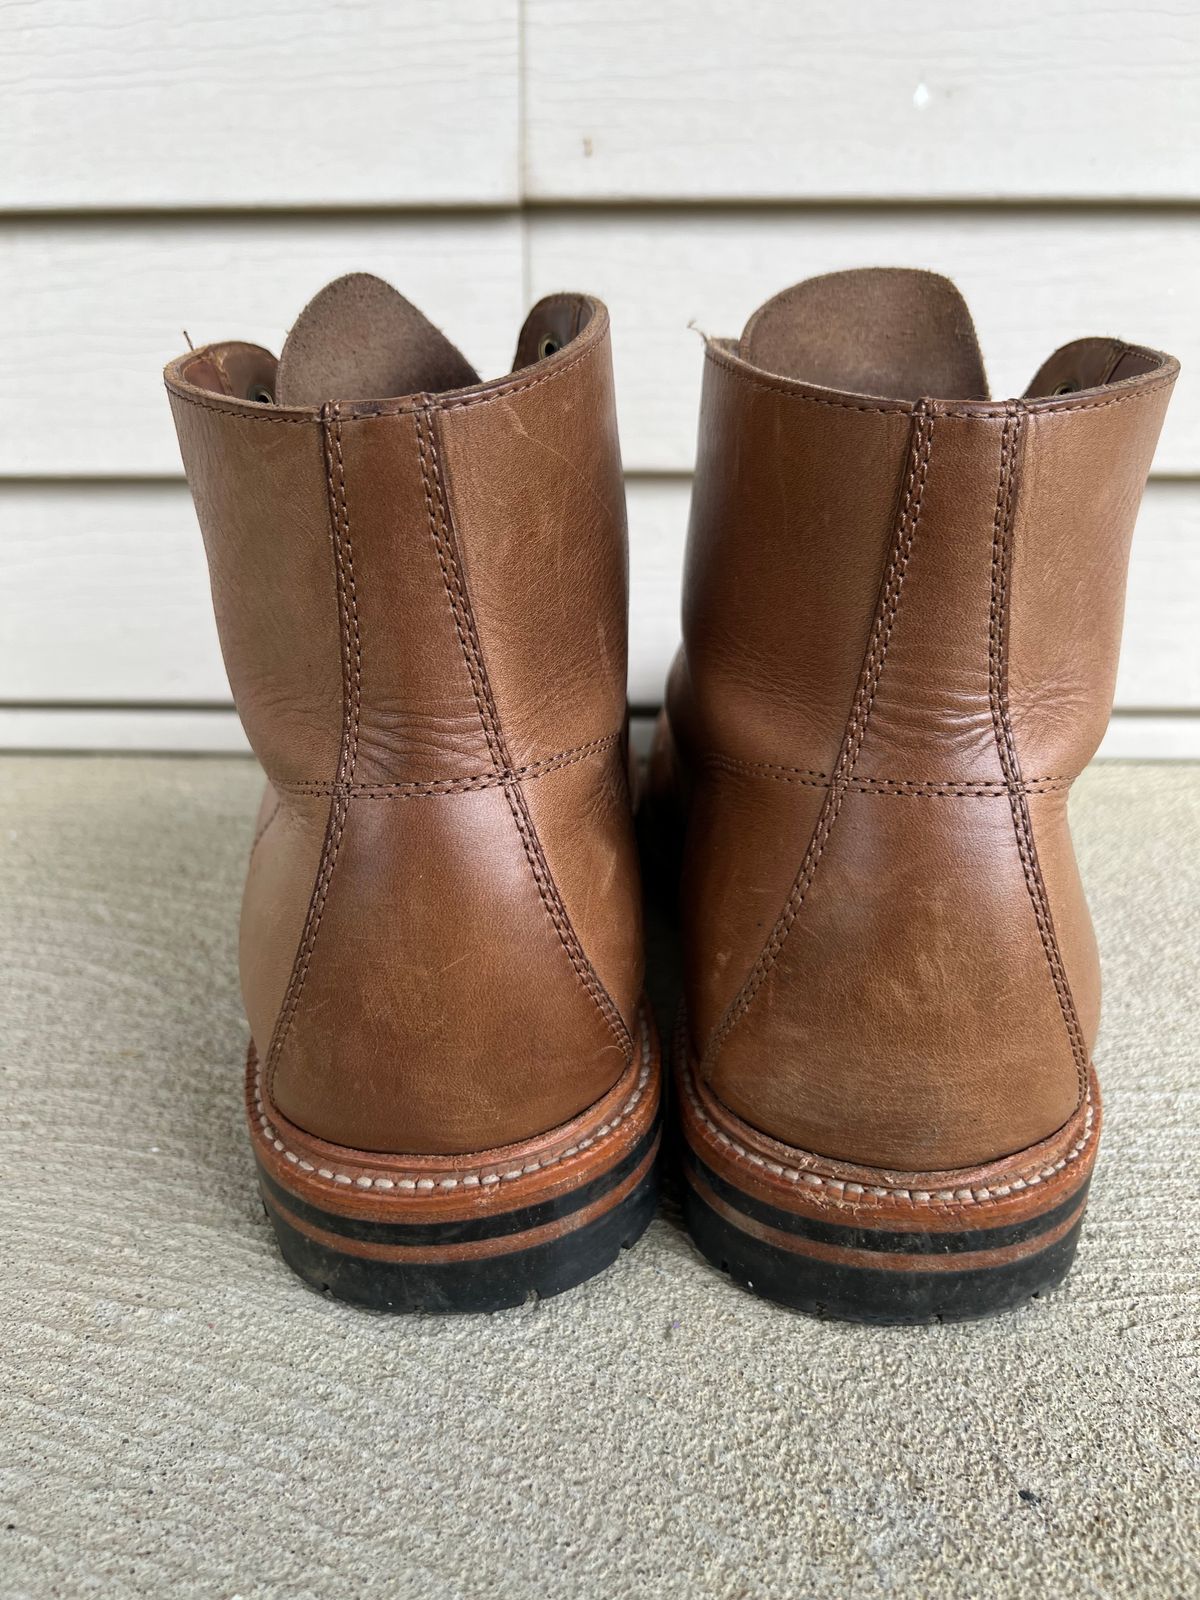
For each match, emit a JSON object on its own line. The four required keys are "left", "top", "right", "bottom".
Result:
{"left": 261, "top": 1132, "right": 659, "bottom": 1264}
{"left": 685, "top": 1151, "right": 1088, "bottom": 1270}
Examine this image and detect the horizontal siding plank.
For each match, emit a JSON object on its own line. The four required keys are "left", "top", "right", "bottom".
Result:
{"left": 523, "top": 0, "right": 1200, "bottom": 201}
{"left": 1095, "top": 717, "right": 1200, "bottom": 761}
{"left": 528, "top": 209, "right": 1200, "bottom": 475}
{"left": 0, "top": 708, "right": 249, "bottom": 753}
{"left": 0, "top": 216, "right": 524, "bottom": 477}
{"left": 9, "top": 211, "right": 1194, "bottom": 479}
{"left": 0, "top": 482, "right": 226, "bottom": 702}
{"left": 1, "top": 0, "right": 519, "bottom": 208}
{"left": 2, "top": 478, "right": 1195, "bottom": 715}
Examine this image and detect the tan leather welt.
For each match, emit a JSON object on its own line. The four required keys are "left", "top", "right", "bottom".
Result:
{"left": 689, "top": 1164, "right": 1088, "bottom": 1274}
{"left": 269, "top": 1134, "right": 659, "bottom": 1265}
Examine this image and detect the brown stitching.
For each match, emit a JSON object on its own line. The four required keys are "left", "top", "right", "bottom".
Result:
{"left": 940, "top": 376, "right": 1177, "bottom": 418}
{"left": 706, "top": 755, "right": 1073, "bottom": 785}
{"left": 988, "top": 407, "right": 1090, "bottom": 1106}
{"left": 417, "top": 408, "right": 632, "bottom": 1059}
{"left": 327, "top": 404, "right": 362, "bottom": 784}
{"left": 709, "top": 760, "right": 829, "bottom": 780}
{"left": 274, "top": 732, "right": 621, "bottom": 798}
{"left": 704, "top": 344, "right": 901, "bottom": 414}
{"left": 702, "top": 753, "right": 1073, "bottom": 796}
{"left": 165, "top": 388, "right": 317, "bottom": 426}
{"left": 417, "top": 410, "right": 504, "bottom": 772}
{"left": 264, "top": 796, "right": 349, "bottom": 1103}
{"left": 263, "top": 403, "right": 361, "bottom": 1100}
{"left": 705, "top": 342, "right": 1176, "bottom": 420}
{"left": 703, "top": 404, "right": 934, "bottom": 1071}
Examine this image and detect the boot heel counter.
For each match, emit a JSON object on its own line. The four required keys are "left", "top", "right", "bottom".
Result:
{"left": 256, "top": 771, "right": 637, "bottom": 1157}
{"left": 702, "top": 783, "right": 1086, "bottom": 1171}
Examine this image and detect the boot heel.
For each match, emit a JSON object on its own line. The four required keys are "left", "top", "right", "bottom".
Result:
{"left": 250, "top": 1010, "right": 662, "bottom": 1313}
{"left": 678, "top": 1047, "right": 1099, "bottom": 1325}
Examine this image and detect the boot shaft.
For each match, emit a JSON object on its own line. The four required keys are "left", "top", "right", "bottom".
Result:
{"left": 166, "top": 279, "right": 642, "bottom": 1156}
{"left": 682, "top": 270, "right": 1175, "bottom": 787}
{"left": 670, "top": 269, "right": 1176, "bottom": 1171}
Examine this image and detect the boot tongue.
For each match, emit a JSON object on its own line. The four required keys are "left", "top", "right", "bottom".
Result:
{"left": 275, "top": 272, "right": 479, "bottom": 406}
{"left": 739, "top": 268, "right": 988, "bottom": 401}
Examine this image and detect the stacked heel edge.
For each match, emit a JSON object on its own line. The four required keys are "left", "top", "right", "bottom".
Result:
{"left": 677, "top": 1047, "right": 1100, "bottom": 1325}
{"left": 249, "top": 1009, "right": 663, "bottom": 1314}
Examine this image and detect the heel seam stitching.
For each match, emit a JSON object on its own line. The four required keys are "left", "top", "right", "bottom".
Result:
{"left": 702, "top": 402, "right": 934, "bottom": 1069}
{"left": 264, "top": 402, "right": 359, "bottom": 1101}
{"left": 987, "top": 404, "right": 1091, "bottom": 1107}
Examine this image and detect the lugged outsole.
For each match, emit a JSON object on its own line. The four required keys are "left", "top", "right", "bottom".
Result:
{"left": 262, "top": 1154, "right": 659, "bottom": 1312}
{"left": 683, "top": 1150, "right": 1087, "bottom": 1324}
{"left": 250, "top": 1005, "right": 663, "bottom": 1313}
{"left": 676, "top": 1032, "right": 1100, "bottom": 1325}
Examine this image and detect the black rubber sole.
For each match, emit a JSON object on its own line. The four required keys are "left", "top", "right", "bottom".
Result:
{"left": 683, "top": 1150, "right": 1088, "bottom": 1324}
{"left": 257, "top": 1122, "right": 661, "bottom": 1314}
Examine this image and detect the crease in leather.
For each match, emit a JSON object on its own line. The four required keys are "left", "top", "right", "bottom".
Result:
{"left": 701, "top": 402, "right": 935, "bottom": 1071}
{"left": 270, "top": 732, "right": 621, "bottom": 798}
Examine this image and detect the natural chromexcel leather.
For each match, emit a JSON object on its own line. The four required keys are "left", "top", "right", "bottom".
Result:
{"left": 657, "top": 268, "right": 1177, "bottom": 1172}
{"left": 165, "top": 276, "right": 642, "bottom": 1156}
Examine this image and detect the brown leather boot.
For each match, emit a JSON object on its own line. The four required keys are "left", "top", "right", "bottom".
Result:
{"left": 653, "top": 268, "right": 1176, "bottom": 1323}
{"left": 165, "top": 274, "right": 660, "bottom": 1311}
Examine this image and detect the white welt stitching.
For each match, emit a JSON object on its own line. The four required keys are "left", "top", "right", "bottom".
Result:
{"left": 255, "top": 1015, "right": 652, "bottom": 1193}
{"left": 681, "top": 1059, "right": 1096, "bottom": 1209}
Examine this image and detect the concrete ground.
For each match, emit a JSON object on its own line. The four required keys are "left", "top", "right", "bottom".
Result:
{"left": 1, "top": 756, "right": 1198, "bottom": 1600}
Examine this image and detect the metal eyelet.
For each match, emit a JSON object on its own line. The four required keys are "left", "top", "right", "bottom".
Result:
{"left": 1051, "top": 381, "right": 1078, "bottom": 396}
{"left": 249, "top": 384, "right": 274, "bottom": 404}
{"left": 536, "top": 334, "right": 561, "bottom": 360}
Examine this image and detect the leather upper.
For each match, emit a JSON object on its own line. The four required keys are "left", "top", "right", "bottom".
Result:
{"left": 166, "top": 278, "right": 642, "bottom": 1155}
{"left": 659, "top": 269, "right": 1177, "bottom": 1171}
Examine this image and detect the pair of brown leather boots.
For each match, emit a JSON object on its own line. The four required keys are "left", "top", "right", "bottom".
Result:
{"left": 166, "top": 267, "right": 1176, "bottom": 1323}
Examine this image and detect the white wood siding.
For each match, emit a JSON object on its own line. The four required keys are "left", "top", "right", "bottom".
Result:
{"left": 523, "top": 0, "right": 1200, "bottom": 201}
{"left": 1, "top": 0, "right": 520, "bottom": 207}
{"left": 0, "top": 216, "right": 524, "bottom": 477}
{"left": 528, "top": 210, "right": 1200, "bottom": 476}
{"left": 1, "top": 2, "right": 1196, "bottom": 754}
